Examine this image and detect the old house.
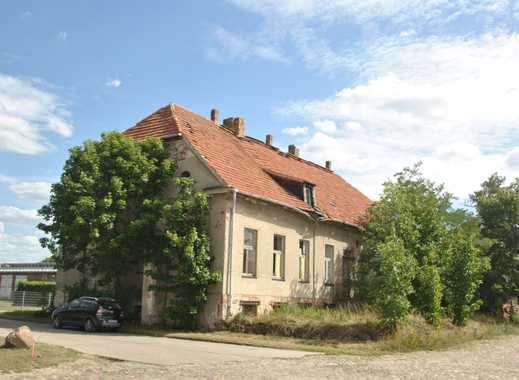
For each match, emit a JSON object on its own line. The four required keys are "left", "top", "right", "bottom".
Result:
{"left": 122, "top": 103, "right": 372, "bottom": 327}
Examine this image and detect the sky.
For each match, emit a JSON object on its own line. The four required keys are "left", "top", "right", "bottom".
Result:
{"left": 1, "top": 1, "right": 519, "bottom": 263}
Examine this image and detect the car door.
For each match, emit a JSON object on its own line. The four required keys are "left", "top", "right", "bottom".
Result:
{"left": 65, "top": 299, "right": 82, "bottom": 326}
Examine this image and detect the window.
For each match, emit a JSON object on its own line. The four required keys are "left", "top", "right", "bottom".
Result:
{"left": 303, "top": 184, "right": 315, "bottom": 206}
{"left": 299, "top": 240, "right": 310, "bottom": 281}
{"left": 241, "top": 303, "right": 258, "bottom": 316}
{"left": 325, "top": 245, "right": 334, "bottom": 284}
{"left": 181, "top": 171, "right": 191, "bottom": 177}
{"left": 273, "top": 235, "right": 285, "bottom": 279}
{"left": 243, "top": 228, "right": 257, "bottom": 276}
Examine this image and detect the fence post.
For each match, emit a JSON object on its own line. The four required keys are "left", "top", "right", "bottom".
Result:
{"left": 22, "top": 291, "right": 25, "bottom": 310}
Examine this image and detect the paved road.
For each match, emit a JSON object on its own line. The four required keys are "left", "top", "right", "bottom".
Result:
{"left": 0, "top": 318, "right": 311, "bottom": 366}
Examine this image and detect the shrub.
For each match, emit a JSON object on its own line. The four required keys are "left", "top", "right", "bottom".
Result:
{"left": 415, "top": 263, "right": 443, "bottom": 326}
{"left": 444, "top": 230, "right": 490, "bottom": 326}
{"left": 372, "top": 236, "right": 417, "bottom": 331}
{"left": 16, "top": 281, "right": 56, "bottom": 293}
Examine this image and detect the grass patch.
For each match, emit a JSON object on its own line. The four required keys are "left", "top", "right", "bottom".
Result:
{"left": 0, "top": 337, "right": 81, "bottom": 374}
{"left": 0, "top": 309, "right": 50, "bottom": 324}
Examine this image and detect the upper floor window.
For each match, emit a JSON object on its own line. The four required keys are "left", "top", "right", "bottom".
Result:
{"left": 324, "top": 245, "right": 334, "bottom": 285}
{"left": 303, "top": 184, "right": 315, "bottom": 207}
{"left": 299, "top": 239, "right": 310, "bottom": 282}
{"left": 273, "top": 235, "right": 285, "bottom": 279}
{"left": 243, "top": 228, "right": 257, "bottom": 277}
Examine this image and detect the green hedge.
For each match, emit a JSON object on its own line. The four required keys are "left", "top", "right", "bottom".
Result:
{"left": 16, "top": 280, "right": 56, "bottom": 293}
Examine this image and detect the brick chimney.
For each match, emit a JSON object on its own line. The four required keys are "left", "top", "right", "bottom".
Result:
{"left": 288, "top": 144, "right": 299, "bottom": 157}
{"left": 325, "top": 160, "right": 332, "bottom": 170}
{"left": 223, "top": 117, "right": 245, "bottom": 138}
{"left": 266, "top": 134, "right": 273, "bottom": 146}
{"left": 210, "top": 109, "right": 220, "bottom": 123}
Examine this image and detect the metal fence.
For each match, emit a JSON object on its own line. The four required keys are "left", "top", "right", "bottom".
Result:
{"left": 11, "top": 291, "right": 54, "bottom": 309}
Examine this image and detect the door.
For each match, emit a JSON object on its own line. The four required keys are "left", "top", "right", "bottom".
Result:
{"left": 63, "top": 299, "right": 82, "bottom": 326}
{"left": 0, "top": 274, "right": 13, "bottom": 298}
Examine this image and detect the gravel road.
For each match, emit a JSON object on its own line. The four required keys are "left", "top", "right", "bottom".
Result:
{"left": 3, "top": 333, "right": 519, "bottom": 379}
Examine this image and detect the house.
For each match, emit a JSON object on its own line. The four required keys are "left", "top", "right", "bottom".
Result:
{"left": 0, "top": 262, "right": 57, "bottom": 299}
{"left": 54, "top": 102, "right": 371, "bottom": 327}
{"left": 123, "top": 103, "right": 371, "bottom": 327}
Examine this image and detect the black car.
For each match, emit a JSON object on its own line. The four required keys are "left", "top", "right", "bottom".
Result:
{"left": 51, "top": 296, "right": 124, "bottom": 332}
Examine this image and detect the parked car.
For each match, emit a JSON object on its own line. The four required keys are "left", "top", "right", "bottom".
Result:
{"left": 51, "top": 296, "right": 124, "bottom": 332}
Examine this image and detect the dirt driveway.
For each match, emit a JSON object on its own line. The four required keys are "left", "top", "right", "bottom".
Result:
{"left": 2, "top": 318, "right": 519, "bottom": 379}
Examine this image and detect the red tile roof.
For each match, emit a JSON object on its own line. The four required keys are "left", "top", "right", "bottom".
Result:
{"left": 124, "top": 103, "right": 371, "bottom": 227}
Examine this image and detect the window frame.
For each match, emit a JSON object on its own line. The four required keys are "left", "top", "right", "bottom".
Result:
{"left": 324, "top": 244, "right": 334, "bottom": 285}
{"left": 303, "top": 184, "right": 315, "bottom": 207}
{"left": 298, "top": 239, "right": 310, "bottom": 282}
{"left": 242, "top": 228, "right": 258, "bottom": 277}
{"left": 272, "top": 234, "right": 285, "bottom": 280}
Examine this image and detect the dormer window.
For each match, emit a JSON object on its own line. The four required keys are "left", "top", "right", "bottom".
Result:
{"left": 303, "top": 184, "right": 315, "bottom": 207}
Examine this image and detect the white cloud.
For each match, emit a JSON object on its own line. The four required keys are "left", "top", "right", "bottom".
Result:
{"left": 106, "top": 78, "right": 122, "bottom": 88}
{"left": 57, "top": 31, "right": 68, "bottom": 41}
{"left": 0, "top": 175, "right": 51, "bottom": 202}
{"left": 0, "top": 206, "right": 40, "bottom": 225}
{"left": 208, "top": 25, "right": 289, "bottom": 64}
{"left": 228, "top": 0, "right": 510, "bottom": 24}
{"left": 313, "top": 119, "right": 337, "bottom": 133}
{"left": 278, "top": 32, "right": 519, "bottom": 199}
{"left": 0, "top": 73, "right": 73, "bottom": 155}
{"left": 0, "top": 224, "right": 47, "bottom": 263}
{"left": 282, "top": 126, "right": 309, "bottom": 136}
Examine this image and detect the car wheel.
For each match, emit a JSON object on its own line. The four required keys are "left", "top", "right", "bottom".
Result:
{"left": 84, "top": 318, "right": 97, "bottom": 333}
{"left": 52, "top": 316, "right": 62, "bottom": 329}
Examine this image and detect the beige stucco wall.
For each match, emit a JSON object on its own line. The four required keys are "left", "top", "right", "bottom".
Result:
{"left": 226, "top": 195, "right": 361, "bottom": 317}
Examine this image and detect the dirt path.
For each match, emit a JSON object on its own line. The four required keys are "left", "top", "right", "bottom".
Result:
{"left": 3, "top": 333, "right": 519, "bottom": 379}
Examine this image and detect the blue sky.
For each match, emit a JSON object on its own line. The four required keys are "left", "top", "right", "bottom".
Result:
{"left": 1, "top": 0, "right": 519, "bottom": 262}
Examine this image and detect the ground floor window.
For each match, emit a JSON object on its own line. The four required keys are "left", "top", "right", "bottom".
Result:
{"left": 243, "top": 228, "right": 257, "bottom": 276}
{"left": 241, "top": 303, "right": 258, "bottom": 316}
{"left": 273, "top": 234, "right": 285, "bottom": 279}
{"left": 299, "top": 240, "right": 310, "bottom": 281}
{"left": 324, "top": 244, "right": 334, "bottom": 285}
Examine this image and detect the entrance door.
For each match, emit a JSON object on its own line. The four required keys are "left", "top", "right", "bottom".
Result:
{"left": 0, "top": 274, "right": 13, "bottom": 298}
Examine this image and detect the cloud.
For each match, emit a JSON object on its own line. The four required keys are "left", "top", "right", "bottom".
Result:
{"left": 0, "top": 206, "right": 40, "bottom": 225}
{"left": 208, "top": 25, "right": 289, "bottom": 64}
{"left": 313, "top": 119, "right": 337, "bottom": 133}
{"left": 106, "top": 78, "right": 122, "bottom": 88}
{"left": 0, "top": 175, "right": 51, "bottom": 202}
{"left": 282, "top": 126, "right": 309, "bottom": 136}
{"left": 227, "top": 0, "right": 510, "bottom": 24}
{"left": 277, "top": 32, "right": 519, "bottom": 199}
{"left": 0, "top": 222, "right": 47, "bottom": 263}
{"left": 0, "top": 73, "right": 73, "bottom": 155}
{"left": 57, "top": 31, "right": 68, "bottom": 41}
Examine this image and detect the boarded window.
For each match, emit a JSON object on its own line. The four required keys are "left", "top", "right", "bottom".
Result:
{"left": 273, "top": 235, "right": 285, "bottom": 279}
{"left": 243, "top": 228, "right": 257, "bottom": 276}
{"left": 299, "top": 240, "right": 310, "bottom": 281}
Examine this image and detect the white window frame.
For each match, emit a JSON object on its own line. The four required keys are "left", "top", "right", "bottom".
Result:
{"left": 242, "top": 228, "right": 257, "bottom": 277}
{"left": 299, "top": 239, "right": 310, "bottom": 282}
{"left": 324, "top": 244, "right": 334, "bottom": 285}
{"left": 272, "top": 234, "right": 285, "bottom": 280}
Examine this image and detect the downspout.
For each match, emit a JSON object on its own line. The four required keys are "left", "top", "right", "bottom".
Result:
{"left": 312, "top": 220, "right": 317, "bottom": 304}
{"left": 226, "top": 189, "right": 237, "bottom": 318}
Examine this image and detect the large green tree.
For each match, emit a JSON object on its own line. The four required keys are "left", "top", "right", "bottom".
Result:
{"left": 39, "top": 132, "right": 219, "bottom": 327}
{"left": 471, "top": 174, "right": 519, "bottom": 311}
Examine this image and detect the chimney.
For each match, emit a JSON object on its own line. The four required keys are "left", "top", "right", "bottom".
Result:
{"left": 288, "top": 144, "right": 299, "bottom": 157}
{"left": 210, "top": 109, "right": 220, "bottom": 123}
{"left": 223, "top": 117, "right": 245, "bottom": 138}
{"left": 266, "top": 134, "right": 273, "bottom": 146}
{"left": 325, "top": 160, "right": 332, "bottom": 170}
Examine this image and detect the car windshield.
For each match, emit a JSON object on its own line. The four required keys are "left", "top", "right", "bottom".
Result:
{"left": 98, "top": 299, "right": 121, "bottom": 310}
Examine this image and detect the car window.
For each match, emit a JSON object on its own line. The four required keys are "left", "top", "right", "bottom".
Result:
{"left": 98, "top": 299, "right": 121, "bottom": 310}
{"left": 69, "top": 299, "right": 81, "bottom": 309}
{"left": 79, "top": 300, "right": 97, "bottom": 311}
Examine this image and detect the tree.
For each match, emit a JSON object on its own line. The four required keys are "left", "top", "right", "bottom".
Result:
{"left": 470, "top": 174, "right": 519, "bottom": 311}
{"left": 38, "top": 132, "right": 175, "bottom": 290}
{"left": 146, "top": 178, "right": 220, "bottom": 328}
{"left": 372, "top": 236, "right": 417, "bottom": 330}
{"left": 444, "top": 229, "right": 489, "bottom": 326}
{"left": 38, "top": 132, "right": 220, "bottom": 327}
{"left": 360, "top": 164, "right": 450, "bottom": 322}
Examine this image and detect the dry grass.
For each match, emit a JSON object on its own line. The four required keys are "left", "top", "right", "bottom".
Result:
{"left": 0, "top": 338, "right": 81, "bottom": 373}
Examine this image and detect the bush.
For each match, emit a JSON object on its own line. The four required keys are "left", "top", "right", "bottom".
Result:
{"left": 16, "top": 281, "right": 56, "bottom": 293}
{"left": 415, "top": 263, "right": 443, "bottom": 326}
{"left": 372, "top": 236, "right": 417, "bottom": 331}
